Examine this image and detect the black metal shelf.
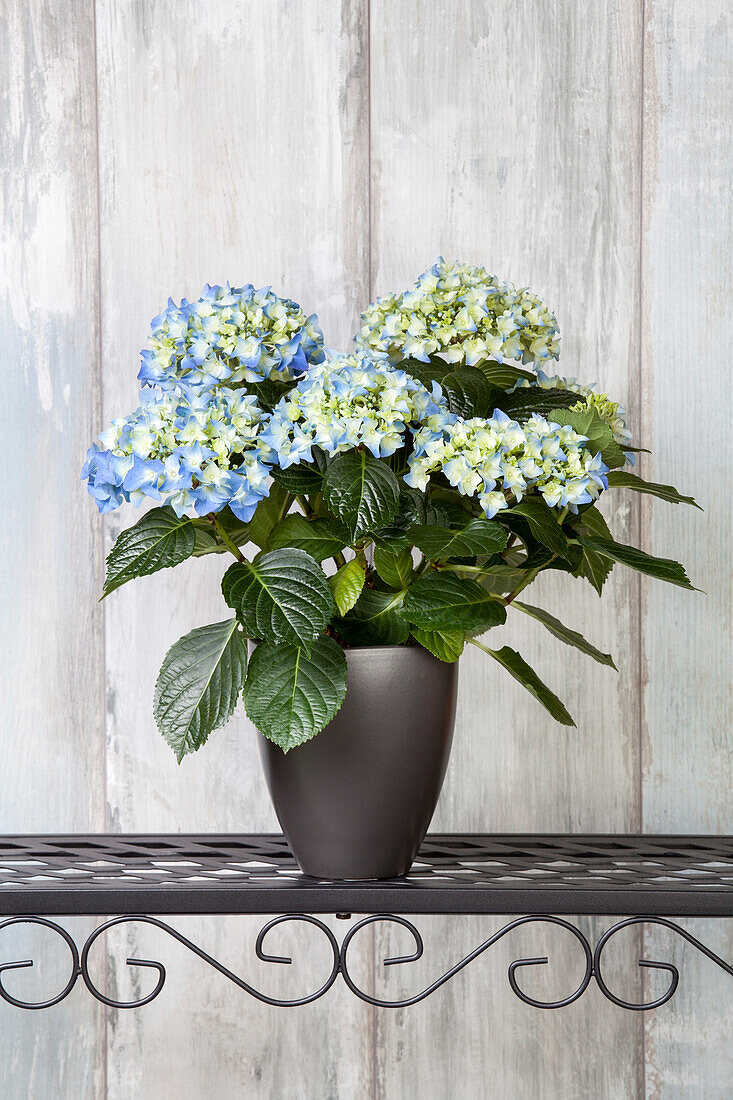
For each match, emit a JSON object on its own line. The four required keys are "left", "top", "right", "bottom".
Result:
{"left": 1, "top": 834, "right": 731, "bottom": 916}
{"left": 1, "top": 834, "right": 731, "bottom": 1012}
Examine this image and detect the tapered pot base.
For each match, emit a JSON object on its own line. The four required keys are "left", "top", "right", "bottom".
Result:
{"left": 257, "top": 646, "right": 459, "bottom": 880}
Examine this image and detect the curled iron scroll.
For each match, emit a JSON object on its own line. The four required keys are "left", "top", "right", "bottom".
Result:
{"left": 339, "top": 914, "right": 594, "bottom": 1009}
{"left": 80, "top": 913, "right": 341, "bottom": 1008}
{"left": 0, "top": 917, "right": 81, "bottom": 1010}
{"left": 594, "top": 916, "right": 733, "bottom": 1010}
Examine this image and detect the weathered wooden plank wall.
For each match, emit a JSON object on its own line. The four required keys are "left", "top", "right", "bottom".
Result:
{"left": 0, "top": 1, "right": 730, "bottom": 1097}
{"left": 0, "top": 2, "right": 105, "bottom": 1097}
{"left": 641, "top": 3, "right": 733, "bottom": 1097}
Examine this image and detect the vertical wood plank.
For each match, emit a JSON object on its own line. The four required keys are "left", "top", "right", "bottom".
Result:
{"left": 641, "top": 2, "right": 733, "bottom": 1095}
{"left": 369, "top": 1, "right": 645, "bottom": 1095}
{"left": 95, "top": 2, "right": 373, "bottom": 1097}
{"left": 0, "top": 2, "right": 105, "bottom": 1096}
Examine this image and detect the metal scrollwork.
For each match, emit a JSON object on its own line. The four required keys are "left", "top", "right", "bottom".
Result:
{"left": 0, "top": 917, "right": 81, "bottom": 1010}
{"left": 593, "top": 916, "right": 733, "bottom": 1011}
{"left": 0, "top": 912, "right": 730, "bottom": 1011}
{"left": 80, "top": 914, "right": 341, "bottom": 1008}
{"left": 339, "top": 914, "right": 594, "bottom": 1009}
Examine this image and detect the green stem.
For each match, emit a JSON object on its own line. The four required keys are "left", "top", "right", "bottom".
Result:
{"left": 296, "top": 495, "right": 314, "bottom": 517}
{"left": 436, "top": 563, "right": 498, "bottom": 576}
{"left": 333, "top": 551, "right": 347, "bottom": 570}
{"left": 503, "top": 564, "right": 548, "bottom": 605}
{"left": 467, "top": 637, "right": 495, "bottom": 657}
{"left": 208, "top": 514, "right": 245, "bottom": 562}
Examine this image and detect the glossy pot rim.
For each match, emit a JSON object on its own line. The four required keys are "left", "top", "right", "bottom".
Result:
{"left": 339, "top": 645, "right": 459, "bottom": 660}
{"left": 340, "top": 644, "right": 428, "bottom": 653}
{"left": 250, "top": 641, "right": 457, "bottom": 656}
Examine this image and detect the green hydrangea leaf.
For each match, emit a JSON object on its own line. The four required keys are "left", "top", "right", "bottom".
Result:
{"left": 270, "top": 462, "right": 324, "bottom": 495}
{"left": 568, "top": 506, "right": 614, "bottom": 594}
{"left": 247, "top": 484, "right": 293, "bottom": 549}
{"left": 477, "top": 567, "right": 525, "bottom": 596}
{"left": 513, "top": 601, "right": 617, "bottom": 668}
{"left": 323, "top": 450, "right": 400, "bottom": 539}
{"left": 103, "top": 506, "right": 195, "bottom": 596}
{"left": 244, "top": 636, "right": 347, "bottom": 752}
{"left": 403, "top": 573, "right": 507, "bottom": 633}
{"left": 500, "top": 497, "right": 570, "bottom": 559}
{"left": 471, "top": 640, "right": 575, "bottom": 726}
{"left": 576, "top": 536, "right": 696, "bottom": 590}
{"left": 267, "top": 514, "right": 350, "bottom": 562}
{"left": 370, "top": 526, "right": 412, "bottom": 553}
{"left": 335, "top": 588, "right": 410, "bottom": 645}
{"left": 441, "top": 367, "right": 498, "bottom": 418}
{"left": 245, "top": 377, "right": 296, "bottom": 411}
{"left": 221, "top": 548, "right": 334, "bottom": 649}
{"left": 499, "top": 387, "right": 582, "bottom": 421}
{"left": 572, "top": 505, "right": 613, "bottom": 539}
{"left": 399, "top": 355, "right": 454, "bottom": 388}
{"left": 577, "top": 547, "right": 612, "bottom": 594}
{"left": 374, "top": 546, "right": 414, "bottom": 589}
{"left": 551, "top": 406, "right": 628, "bottom": 469}
{"left": 409, "top": 517, "right": 507, "bottom": 560}
{"left": 411, "top": 627, "right": 465, "bottom": 663}
{"left": 191, "top": 523, "right": 223, "bottom": 556}
{"left": 394, "top": 486, "right": 448, "bottom": 527}
{"left": 472, "top": 360, "right": 535, "bottom": 387}
{"left": 154, "top": 619, "right": 248, "bottom": 762}
{"left": 329, "top": 558, "right": 366, "bottom": 616}
{"left": 605, "top": 471, "right": 701, "bottom": 509}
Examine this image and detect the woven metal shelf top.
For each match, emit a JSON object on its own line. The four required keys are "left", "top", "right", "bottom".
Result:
{"left": 0, "top": 834, "right": 731, "bottom": 917}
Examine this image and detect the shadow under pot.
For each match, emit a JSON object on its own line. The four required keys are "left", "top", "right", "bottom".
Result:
{"left": 257, "top": 644, "right": 459, "bottom": 880}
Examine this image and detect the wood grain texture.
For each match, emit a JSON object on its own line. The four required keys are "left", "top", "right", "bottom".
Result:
{"left": 1, "top": 0, "right": 730, "bottom": 1096}
{"left": 95, "top": 2, "right": 373, "bottom": 1097}
{"left": 0, "top": 2, "right": 106, "bottom": 1097}
{"left": 640, "top": 2, "right": 733, "bottom": 1095}
{"left": 369, "top": 1, "right": 645, "bottom": 1096}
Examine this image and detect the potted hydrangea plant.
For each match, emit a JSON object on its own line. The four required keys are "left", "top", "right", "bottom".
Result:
{"left": 83, "top": 260, "right": 698, "bottom": 879}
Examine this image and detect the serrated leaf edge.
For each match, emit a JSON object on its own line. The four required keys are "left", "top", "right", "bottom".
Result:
{"left": 154, "top": 618, "right": 246, "bottom": 762}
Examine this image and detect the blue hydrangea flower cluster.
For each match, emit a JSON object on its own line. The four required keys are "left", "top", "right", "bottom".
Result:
{"left": 84, "top": 277, "right": 620, "bottom": 527}
{"left": 355, "top": 258, "right": 561, "bottom": 367}
{"left": 514, "top": 370, "right": 633, "bottom": 452}
{"left": 82, "top": 385, "right": 273, "bottom": 520}
{"left": 138, "top": 283, "right": 325, "bottom": 392}
{"left": 259, "top": 353, "right": 445, "bottom": 466}
{"left": 405, "top": 408, "right": 609, "bottom": 518}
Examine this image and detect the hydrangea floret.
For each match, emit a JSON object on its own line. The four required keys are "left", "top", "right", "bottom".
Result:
{"left": 82, "top": 384, "right": 273, "bottom": 521}
{"left": 260, "top": 353, "right": 445, "bottom": 465}
{"left": 83, "top": 266, "right": 698, "bottom": 764}
{"left": 355, "top": 257, "right": 560, "bottom": 367}
{"left": 138, "top": 283, "right": 324, "bottom": 392}
{"left": 406, "top": 410, "right": 608, "bottom": 518}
